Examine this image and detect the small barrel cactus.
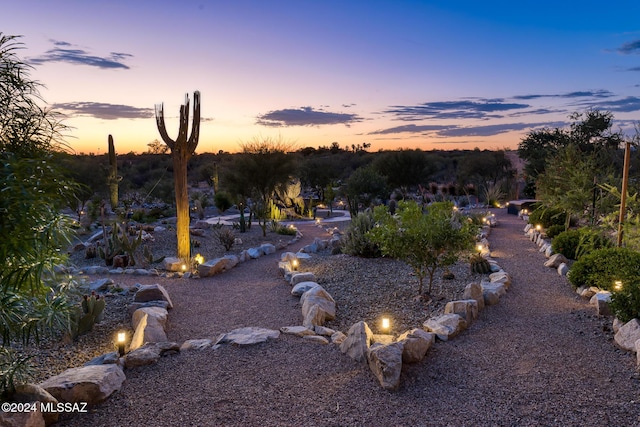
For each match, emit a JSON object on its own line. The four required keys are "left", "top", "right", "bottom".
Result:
{"left": 469, "top": 253, "right": 491, "bottom": 274}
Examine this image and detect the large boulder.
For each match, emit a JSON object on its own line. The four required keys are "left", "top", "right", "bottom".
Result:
{"left": 133, "top": 284, "right": 173, "bottom": 309}
{"left": 132, "top": 306, "right": 168, "bottom": 330}
{"left": 444, "top": 300, "right": 478, "bottom": 325}
{"left": 614, "top": 319, "right": 640, "bottom": 352}
{"left": 367, "top": 342, "right": 404, "bottom": 391}
{"left": 544, "top": 253, "right": 568, "bottom": 268}
{"left": 396, "top": 329, "right": 435, "bottom": 363}
{"left": 300, "top": 285, "right": 336, "bottom": 328}
{"left": 423, "top": 314, "right": 467, "bottom": 341}
{"left": 463, "top": 282, "right": 485, "bottom": 311}
{"left": 12, "top": 383, "right": 58, "bottom": 425}
{"left": 129, "top": 312, "right": 167, "bottom": 351}
{"left": 340, "top": 321, "right": 374, "bottom": 363}
{"left": 39, "top": 364, "right": 125, "bottom": 405}
{"left": 215, "top": 327, "right": 280, "bottom": 346}
{"left": 198, "top": 255, "right": 239, "bottom": 277}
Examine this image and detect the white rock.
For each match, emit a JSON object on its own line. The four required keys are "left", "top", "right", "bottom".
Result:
{"left": 463, "top": 282, "right": 485, "bottom": 311}
{"left": 339, "top": 321, "right": 374, "bottom": 362}
{"left": 280, "top": 326, "right": 315, "bottom": 337}
{"left": 367, "top": 342, "right": 404, "bottom": 390}
{"left": 396, "top": 329, "right": 435, "bottom": 363}
{"left": 291, "top": 281, "right": 318, "bottom": 297}
{"left": 444, "top": 300, "right": 478, "bottom": 325}
{"left": 291, "top": 272, "right": 317, "bottom": 286}
{"left": 303, "top": 335, "right": 329, "bottom": 344}
{"left": 423, "top": 314, "right": 467, "bottom": 341}
{"left": 614, "top": 319, "right": 640, "bottom": 352}
{"left": 544, "top": 253, "right": 568, "bottom": 268}
{"left": 39, "top": 364, "right": 125, "bottom": 405}
{"left": 216, "top": 327, "right": 280, "bottom": 346}
{"left": 590, "top": 291, "right": 612, "bottom": 316}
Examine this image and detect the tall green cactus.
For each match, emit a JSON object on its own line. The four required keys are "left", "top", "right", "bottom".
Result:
{"left": 107, "top": 135, "right": 122, "bottom": 211}
{"left": 155, "top": 91, "right": 201, "bottom": 262}
{"left": 72, "top": 292, "right": 106, "bottom": 338}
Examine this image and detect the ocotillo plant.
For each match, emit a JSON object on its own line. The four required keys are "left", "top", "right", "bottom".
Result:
{"left": 155, "top": 91, "right": 201, "bottom": 262}
{"left": 107, "top": 135, "right": 121, "bottom": 211}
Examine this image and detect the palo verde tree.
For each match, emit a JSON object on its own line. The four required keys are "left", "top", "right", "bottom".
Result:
{"left": 155, "top": 91, "right": 201, "bottom": 261}
{"left": 1, "top": 33, "right": 78, "bottom": 396}
{"left": 368, "top": 200, "right": 475, "bottom": 296}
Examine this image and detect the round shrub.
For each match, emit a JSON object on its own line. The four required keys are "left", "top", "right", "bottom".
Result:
{"left": 567, "top": 247, "right": 640, "bottom": 291}
{"left": 528, "top": 205, "right": 566, "bottom": 228}
{"left": 552, "top": 229, "right": 581, "bottom": 260}
{"left": 552, "top": 227, "right": 612, "bottom": 260}
{"left": 610, "top": 279, "right": 640, "bottom": 323}
{"left": 342, "top": 210, "right": 380, "bottom": 257}
{"left": 545, "top": 224, "right": 565, "bottom": 239}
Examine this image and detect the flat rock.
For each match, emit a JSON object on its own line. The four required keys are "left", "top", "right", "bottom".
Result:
{"left": 291, "top": 281, "right": 318, "bottom": 297}
{"left": 88, "top": 278, "right": 113, "bottom": 292}
{"left": 216, "top": 327, "right": 280, "bottom": 346}
{"left": 280, "top": 326, "right": 315, "bottom": 337}
{"left": 291, "top": 272, "right": 317, "bottom": 286}
{"left": 180, "top": 339, "right": 213, "bottom": 351}
{"left": 133, "top": 284, "right": 173, "bottom": 309}
{"left": 303, "top": 335, "right": 329, "bottom": 344}
{"left": 39, "top": 364, "right": 125, "bottom": 405}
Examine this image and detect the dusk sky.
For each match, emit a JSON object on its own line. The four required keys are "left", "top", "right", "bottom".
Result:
{"left": 3, "top": 1, "right": 640, "bottom": 154}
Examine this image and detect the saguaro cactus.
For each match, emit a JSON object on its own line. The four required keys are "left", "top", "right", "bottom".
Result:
{"left": 107, "top": 135, "right": 121, "bottom": 211}
{"left": 155, "top": 91, "right": 201, "bottom": 262}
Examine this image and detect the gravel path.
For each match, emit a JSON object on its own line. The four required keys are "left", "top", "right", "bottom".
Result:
{"left": 58, "top": 210, "right": 640, "bottom": 426}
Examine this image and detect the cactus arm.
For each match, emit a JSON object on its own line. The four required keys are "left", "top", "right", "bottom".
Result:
{"left": 155, "top": 103, "right": 176, "bottom": 151}
{"left": 187, "top": 91, "right": 201, "bottom": 154}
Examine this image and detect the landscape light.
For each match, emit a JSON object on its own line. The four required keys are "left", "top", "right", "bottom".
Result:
{"left": 194, "top": 253, "right": 205, "bottom": 265}
{"left": 476, "top": 244, "right": 484, "bottom": 252}
{"left": 535, "top": 224, "right": 542, "bottom": 231}
{"left": 181, "top": 264, "right": 187, "bottom": 272}
{"left": 381, "top": 317, "right": 391, "bottom": 331}
{"left": 291, "top": 258, "right": 299, "bottom": 271}
{"left": 614, "top": 280, "right": 623, "bottom": 291}
{"left": 117, "top": 331, "right": 126, "bottom": 357}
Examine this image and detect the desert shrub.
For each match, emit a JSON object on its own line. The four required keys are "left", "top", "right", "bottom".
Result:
{"left": 546, "top": 224, "right": 565, "bottom": 239}
{"left": 342, "top": 210, "right": 380, "bottom": 257}
{"left": 268, "top": 220, "right": 297, "bottom": 236}
{"left": 610, "top": 279, "right": 640, "bottom": 323}
{"left": 567, "top": 247, "right": 640, "bottom": 291}
{"left": 214, "top": 191, "right": 232, "bottom": 212}
{"left": 552, "top": 227, "right": 612, "bottom": 260}
{"left": 528, "top": 205, "right": 566, "bottom": 228}
{"left": 214, "top": 227, "right": 235, "bottom": 251}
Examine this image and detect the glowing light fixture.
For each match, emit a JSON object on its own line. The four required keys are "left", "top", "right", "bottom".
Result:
{"left": 181, "top": 264, "right": 187, "bottom": 272}
{"left": 476, "top": 244, "right": 484, "bottom": 252}
{"left": 614, "top": 280, "right": 623, "bottom": 291}
{"left": 381, "top": 317, "right": 391, "bottom": 331}
{"left": 117, "top": 331, "right": 126, "bottom": 357}
{"left": 291, "top": 259, "right": 299, "bottom": 271}
{"left": 536, "top": 224, "right": 542, "bottom": 231}
{"left": 194, "top": 253, "right": 205, "bottom": 265}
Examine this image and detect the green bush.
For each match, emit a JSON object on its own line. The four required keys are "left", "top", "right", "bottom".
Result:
{"left": 610, "top": 279, "right": 640, "bottom": 323}
{"left": 528, "top": 205, "right": 566, "bottom": 228}
{"left": 546, "top": 224, "right": 565, "bottom": 239}
{"left": 342, "top": 210, "right": 380, "bottom": 257}
{"left": 552, "top": 227, "right": 612, "bottom": 260}
{"left": 567, "top": 247, "right": 640, "bottom": 291}
{"left": 214, "top": 191, "right": 232, "bottom": 212}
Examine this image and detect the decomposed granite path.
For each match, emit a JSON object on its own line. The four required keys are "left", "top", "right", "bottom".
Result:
{"left": 59, "top": 210, "right": 640, "bottom": 427}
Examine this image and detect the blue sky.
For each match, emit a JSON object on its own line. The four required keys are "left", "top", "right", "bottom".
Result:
{"left": 2, "top": 0, "right": 639, "bottom": 153}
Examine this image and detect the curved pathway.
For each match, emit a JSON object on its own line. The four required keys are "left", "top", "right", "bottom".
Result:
{"left": 60, "top": 209, "right": 640, "bottom": 426}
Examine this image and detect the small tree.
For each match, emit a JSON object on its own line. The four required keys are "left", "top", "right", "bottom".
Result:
{"left": 368, "top": 201, "right": 475, "bottom": 295}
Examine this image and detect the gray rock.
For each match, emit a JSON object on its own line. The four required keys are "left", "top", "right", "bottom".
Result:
{"left": 396, "top": 329, "right": 435, "bottom": 363}
{"left": 13, "top": 383, "right": 58, "bottom": 425}
{"left": 260, "top": 243, "right": 276, "bottom": 255}
{"left": 339, "top": 321, "right": 374, "bottom": 362}
{"left": 489, "top": 272, "right": 512, "bottom": 288}
{"left": 281, "top": 252, "right": 298, "bottom": 262}
{"left": 463, "top": 282, "right": 485, "bottom": 311}
{"left": 291, "top": 281, "right": 318, "bottom": 297}
{"left": 544, "top": 253, "right": 568, "bottom": 268}
{"left": 444, "top": 299, "right": 478, "bottom": 325}
{"left": 331, "top": 331, "right": 347, "bottom": 345}
{"left": 290, "top": 272, "right": 317, "bottom": 286}
{"left": 367, "top": 342, "right": 404, "bottom": 391}
{"left": 133, "top": 284, "right": 173, "bottom": 309}
{"left": 132, "top": 306, "right": 168, "bottom": 330}
{"left": 423, "top": 314, "right": 467, "bottom": 341}
{"left": 590, "top": 291, "right": 612, "bottom": 316}
{"left": 198, "top": 255, "right": 239, "bottom": 277}
{"left": 163, "top": 257, "right": 183, "bottom": 272}
{"left": 614, "top": 318, "right": 640, "bottom": 352}
{"left": 314, "top": 326, "right": 336, "bottom": 336}
{"left": 39, "top": 364, "right": 125, "bottom": 405}
{"left": 129, "top": 312, "right": 167, "bottom": 351}
{"left": 545, "top": 245, "right": 554, "bottom": 258}
{"left": 180, "top": 339, "right": 213, "bottom": 351}
{"left": 280, "top": 326, "right": 315, "bottom": 337}
{"left": 557, "top": 263, "right": 569, "bottom": 276}
{"left": 215, "top": 327, "right": 280, "bottom": 346}
{"left": 247, "top": 247, "right": 264, "bottom": 259}
{"left": 0, "top": 409, "right": 46, "bottom": 427}
{"left": 127, "top": 300, "right": 171, "bottom": 317}
{"left": 301, "top": 285, "right": 336, "bottom": 328}
{"left": 303, "top": 335, "right": 329, "bottom": 344}
{"left": 84, "top": 352, "right": 119, "bottom": 366}
{"left": 88, "top": 278, "right": 113, "bottom": 292}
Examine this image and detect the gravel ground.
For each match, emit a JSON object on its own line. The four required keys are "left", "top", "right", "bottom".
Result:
{"left": 44, "top": 210, "right": 640, "bottom": 426}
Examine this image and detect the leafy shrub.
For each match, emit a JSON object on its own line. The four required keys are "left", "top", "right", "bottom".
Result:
{"left": 546, "top": 224, "right": 565, "bottom": 239}
{"left": 552, "top": 229, "right": 581, "bottom": 259}
{"left": 552, "top": 227, "right": 612, "bottom": 260}
{"left": 342, "top": 210, "right": 380, "bottom": 257}
{"left": 567, "top": 247, "right": 640, "bottom": 291}
{"left": 610, "top": 279, "right": 640, "bottom": 323}
{"left": 269, "top": 220, "right": 297, "bottom": 236}
{"left": 528, "top": 205, "right": 566, "bottom": 228}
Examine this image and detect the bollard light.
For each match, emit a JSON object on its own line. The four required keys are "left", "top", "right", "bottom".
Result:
{"left": 291, "top": 258, "right": 299, "bottom": 271}
{"left": 614, "top": 280, "right": 623, "bottom": 291}
{"left": 117, "top": 331, "right": 126, "bottom": 357}
{"left": 535, "top": 224, "right": 542, "bottom": 232}
{"left": 194, "top": 253, "right": 205, "bottom": 265}
{"left": 381, "top": 317, "right": 391, "bottom": 331}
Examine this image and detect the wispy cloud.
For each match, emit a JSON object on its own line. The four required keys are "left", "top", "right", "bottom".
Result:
{"left": 589, "top": 96, "right": 640, "bottom": 113}
{"left": 28, "top": 39, "right": 133, "bottom": 69}
{"left": 53, "top": 102, "right": 153, "bottom": 120}
{"left": 617, "top": 39, "right": 640, "bottom": 55}
{"left": 513, "top": 90, "right": 614, "bottom": 100}
{"left": 383, "top": 99, "right": 529, "bottom": 121}
{"left": 369, "top": 124, "right": 453, "bottom": 135}
{"left": 438, "top": 122, "right": 565, "bottom": 137}
{"left": 256, "top": 106, "right": 362, "bottom": 127}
